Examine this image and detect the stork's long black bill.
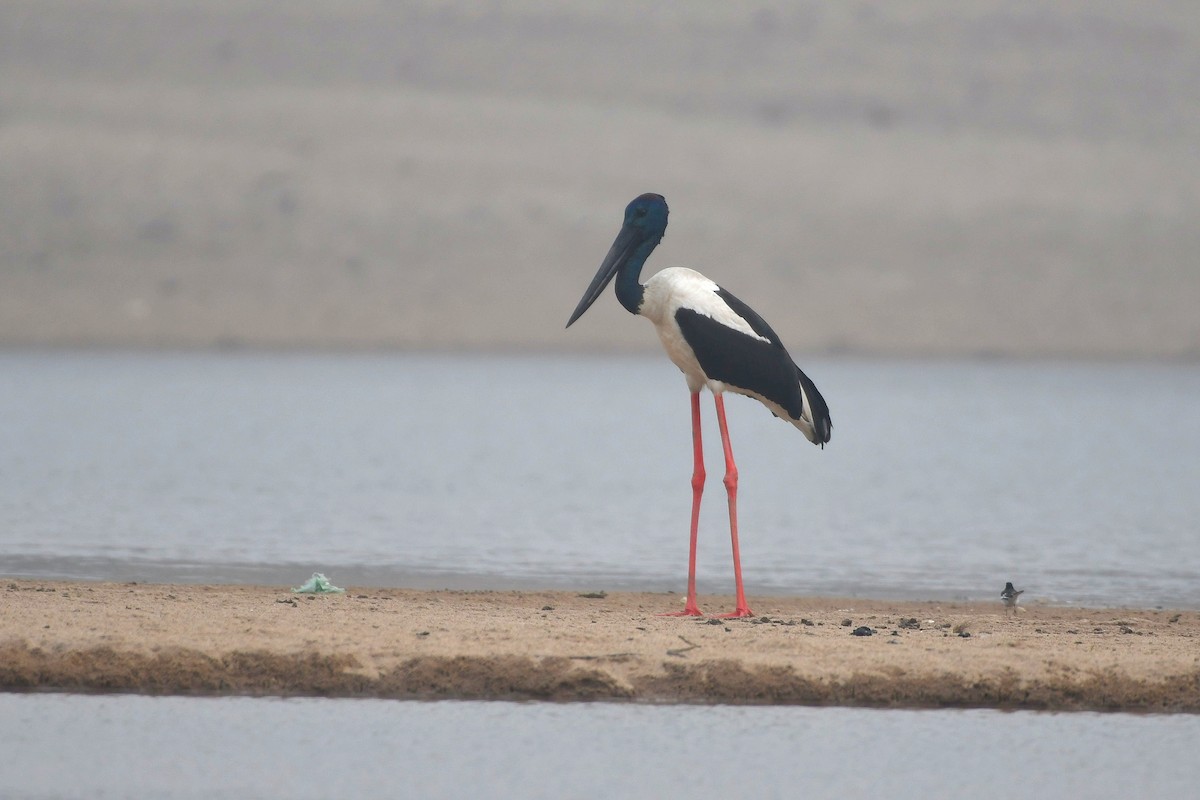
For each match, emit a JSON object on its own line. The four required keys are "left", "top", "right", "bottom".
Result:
{"left": 566, "top": 224, "right": 642, "bottom": 328}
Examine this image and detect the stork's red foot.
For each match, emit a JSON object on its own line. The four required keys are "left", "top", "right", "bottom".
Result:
{"left": 658, "top": 604, "right": 704, "bottom": 617}
{"left": 712, "top": 606, "right": 755, "bottom": 619}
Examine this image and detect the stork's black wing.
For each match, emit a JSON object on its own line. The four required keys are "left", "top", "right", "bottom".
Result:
{"left": 674, "top": 288, "right": 806, "bottom": 421}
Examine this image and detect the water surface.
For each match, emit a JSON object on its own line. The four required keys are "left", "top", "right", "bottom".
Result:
{"left": 1, "top": 694, "right": 1197, "bottom": 800}
{"left": 2, "top": 351, "right": 1198, "bottom": 608}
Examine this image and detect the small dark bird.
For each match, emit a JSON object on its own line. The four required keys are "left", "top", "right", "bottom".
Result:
{"left": 566, "top": 194, "right": 831, "bottom": 618}
{"left": 1001, "top": 582, "right": 1024, "bottom": 615}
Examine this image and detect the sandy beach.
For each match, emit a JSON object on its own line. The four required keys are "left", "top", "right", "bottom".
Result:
{"left": 3, "top": 2, "right": 1198, "bottom": 358}
{"left": 2, "top": 580, "right": 1197, "bottom": 712}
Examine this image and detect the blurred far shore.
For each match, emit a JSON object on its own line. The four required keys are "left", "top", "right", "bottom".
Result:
{"left": 1, "top": 2, "right": 1198, "bottom": 358}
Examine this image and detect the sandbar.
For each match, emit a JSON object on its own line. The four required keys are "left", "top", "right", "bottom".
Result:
{"left": 2, "top": 581, "right": 1198, "bottom": 712}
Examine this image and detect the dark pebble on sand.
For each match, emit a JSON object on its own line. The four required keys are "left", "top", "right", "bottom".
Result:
{"left": 851, "top": 626, "right": 875, "bottom": 636}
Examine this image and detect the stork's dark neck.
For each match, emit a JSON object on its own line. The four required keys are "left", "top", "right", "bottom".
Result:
{"left": 613, "top": 235, "right": 660, "bottom": 315}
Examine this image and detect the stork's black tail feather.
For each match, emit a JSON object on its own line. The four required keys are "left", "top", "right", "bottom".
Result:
{"left": 797, "top": 365, "right": 832, "bottom": 447}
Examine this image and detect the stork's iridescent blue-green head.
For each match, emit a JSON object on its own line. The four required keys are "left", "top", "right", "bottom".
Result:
{"left": 565, "top": 193, "right": 669, "bottom": 327}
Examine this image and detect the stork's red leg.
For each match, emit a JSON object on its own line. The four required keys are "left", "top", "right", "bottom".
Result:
{"left": 712, "top": 393, "right": 754, "bottom": 618}
{"left": 660, "top": 391, "right": 704, "bottom": 616}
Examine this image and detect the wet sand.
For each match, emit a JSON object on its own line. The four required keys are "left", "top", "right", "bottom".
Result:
{"left": 2, "top": 580, "right": 1198, "bottom": 711}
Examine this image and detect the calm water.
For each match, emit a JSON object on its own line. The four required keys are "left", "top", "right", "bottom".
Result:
{"left": 2, "top": 694, "right": 1198, "bottom": 799}
{"left": 2, "top": 350, "right": 1199, "bottom": 608}
{"left": 3, "top": 352, "right": 1198, "bottom": 796}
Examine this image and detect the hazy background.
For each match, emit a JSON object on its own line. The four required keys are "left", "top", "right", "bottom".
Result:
{"left": 2, "top": 1, "right": 1197, "bottom": 357}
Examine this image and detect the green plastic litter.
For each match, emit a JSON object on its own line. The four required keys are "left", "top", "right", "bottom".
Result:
{"left": 292, "top": 572, "right": 345, "bottom": 594}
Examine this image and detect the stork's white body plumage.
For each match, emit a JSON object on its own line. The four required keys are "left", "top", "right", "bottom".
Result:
{"left": 641, "top": 267, "right": 766, "bottom": 387}
{"left": 641, "top": 266, "right": 829, "bottom": 445}
{"left": 566, "top": 194, "right": 831, "bottom": 617}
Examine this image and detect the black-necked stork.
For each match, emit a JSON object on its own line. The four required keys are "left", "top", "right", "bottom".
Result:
{"left": 566, "top": 193, "right": 831, "bottom": 618}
